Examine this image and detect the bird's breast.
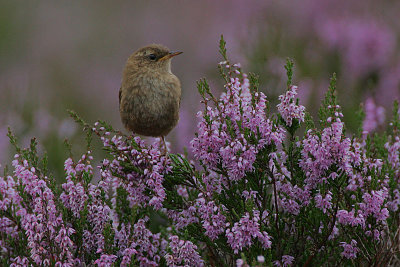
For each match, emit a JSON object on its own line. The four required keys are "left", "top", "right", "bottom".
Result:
{"left": 120, "top": 72, "right": 181, "bottom": 137}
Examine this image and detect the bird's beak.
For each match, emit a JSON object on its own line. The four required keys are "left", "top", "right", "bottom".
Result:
{"left": 159, "top": 51, "right": 183, "bottom": 61}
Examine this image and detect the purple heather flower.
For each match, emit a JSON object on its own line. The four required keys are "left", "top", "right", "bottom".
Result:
{"left": 282, "top": 255, "right": 295, "bottom": 266}
{"left": 315, "top": 191, "right": 333, "bottom": 213}
{"left": 94, "top": 254, "right": 117, "bottom": 267}
{"left": 359, "top": 190, "right": 389, "bottom": 222}
{"left": 386, "top": 137, "right": 400, "bottom": 172}
{"left": 340, "top": 239, "right": 359, "bottom": 259}
{"left": 120, "top": 248, "right": 138, "bottom": 266}
{"left": 60, "top": 155, "right": 92, "bottom": 217}
{"left": 95, "top": 125, "right": 171, "bottom": 210}
{"left": 273, "top": 255, "right": 294, "bottom": 266}
{"left": 337, "top": 209, "right": 366, "bottom": 228}
{"left": 195, "top": 197, "right": 227, "bottom": 240}
{"left": 165, "top": 235, "right": 204, "bottom": 267}
{"left": 226, "top": 211, "right": 272, "bottom": 253}
{"left": 10, "top": 256, "right": 29, "bottom": 266}
{"left": 280, "top": 198, "right": 300, "bottom": 215}
{"left": 167, "top": 205, "right": 199, "bottom": 230}
{"left": 328, "top": 223, "right": 339, "bottom": 240}
{"left": 299, "top": 116, "right": 360, "bottom": 189}
{"left": 277, "top": 85, "right": 305, "bottom": 127}
{"left": 387, "top": 189, "right": 400, "bottom": 212}
{"left": 126, "top": 218, "right": 166, "bottom": 265}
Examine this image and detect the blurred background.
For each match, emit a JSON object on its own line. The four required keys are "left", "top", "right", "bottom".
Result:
{"left": 0, "top": 0, "right": 399, "bottom": 178}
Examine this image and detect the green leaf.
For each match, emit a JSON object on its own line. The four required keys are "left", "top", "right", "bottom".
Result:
{"left": 304, "top": 111, "right": 315, "bottom": 131}
{"left": 68, "top": 109, "right": 89, "bottom": 128}
{"left": 285, "top": 58, "right": 294, "bottom": 88}
{"left": 248, "top": 72, "right": 260, "bottom": 93}
{"left": 318, "top": 73, "right": 338, "bottom": 128}
{"left": 219, "top": 34, "right": 227, "bottom": 61}
{"left": 7, "top": 127, "right": 21, "bottom": 154}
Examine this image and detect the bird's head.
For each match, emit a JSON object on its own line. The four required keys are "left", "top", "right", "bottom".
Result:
{"left": 129, "top": 44, "right": 182, "bottom": 73}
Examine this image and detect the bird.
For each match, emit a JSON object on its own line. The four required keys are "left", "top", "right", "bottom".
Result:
{"left": 119, "top": 44, "right": 182, "bottom": 152}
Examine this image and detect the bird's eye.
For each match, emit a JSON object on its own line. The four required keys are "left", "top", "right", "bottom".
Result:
{"left": 148, "top": 54, "right": 157, "bottom": 61}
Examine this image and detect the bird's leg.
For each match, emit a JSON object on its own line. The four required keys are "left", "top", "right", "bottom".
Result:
{"left": 160, "top": 136, "right": 168, "bottom": 155}
{"left": 160, "top": 137, "right": 169, "bottom": 168}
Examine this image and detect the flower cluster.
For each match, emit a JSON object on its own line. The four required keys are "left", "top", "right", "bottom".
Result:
{"left": 191, "top": 63, "right": 285, "bottom": 182}
{"left": 165, "top": 235, "right": 204, "bottom": 267}
{"left": 340, "top": 240, "right": 359, "bottom": 259}
{"left": 1, "top": 154, "right": 77, "bottom": 266}
{"left": 226, "top": 211, "right": 272, "bottom": 253}
{"left": 96, "top": 127, "right": 171, "bottom": 210}
{"left": 277, "top": 85, "right": 305, "bottom": 127}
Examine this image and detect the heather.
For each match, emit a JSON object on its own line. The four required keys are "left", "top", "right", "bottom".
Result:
{"left": 2, "top": 0, "right": 400, "bottom": 170}
{"left": 2, "top": 38, "right": 400, "bottom": 266}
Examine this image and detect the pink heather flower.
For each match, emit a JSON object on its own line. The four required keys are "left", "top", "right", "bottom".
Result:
{"left": 276, "top": 180, "right": 311, "bottom": 213}
{"left": 336, "top": 209, "right": 365, "bottom": 228}
{"left": 226, "top": 211, "right": 272, "bottom": 253}
{"left": 359, "top": 190, "right": 389, "bottom": 222}
{"left": 387, "top": 189, "right": 400, "bottom": 212}
{"left": 84, "top": 202, "right": 111, "bottom": 253}
{"left": 0, "top": 175, "right": 22, "bottom": 213}
{"left": 120, "top": 248, "right": 138, "bottom": 266}
{"left": 340, "top": 240, "right": 359, "bottom": 259}
{"left": 176, "top": 185, "right": 189, "bottom": 198}
{"left": 60, "top": 179, "right": 88, "bottom": 217}
{"left": 273, "top": 255, "right": 294, "bottom": 266}
{"left": 60, "top": 155, "right": 93, "bottom": 218}
{"left": 299, "top": 118, "right": 359, "bottom": 189}
{"left": 113, "top": 223, "right": 131, "bottom": 254}
{"left": 10, "top": 256, "right": 29, "bottom": 266}
{"left": 0, "top": 218, "right": 18, "bottom": 240}
{"left": 277, "top": 85, "right": 305, "bottom": 127}
{"left": 385, "top": 136, "right": 400, "bottom": 172}
{"left": 282, "top": 255, "right": 295, "bottom": 266}
{"left": 280, "top": 198, "right": 300, "bottom": 215}
{"left": 96, "top": 128, "right": 171, "bottom": 210}
{"left": 195, "top": 197, "right": 226, "bottom": 240}
{"left": 219, "top": 139, "right": 257, "bottom": 181}
{"left": 242, "top": 190, "right": 257, "bottom": 200}
{"left": 94, "top": 254, "right": 117, "bottom": 267}
{"left": 167, "top": 205, "right": 199, "bottom": 230}
{"left": 363, "top": 98, "right": 385, "bottom": 133}
{"left": 328, "top": 223, "right": 339, "bottom": 240}
{"left": 314, "top": 191, "right": 333, "bottom": 213}
{"left": 201, "top": 171, "right": 226, "bottom": 194}
{"left": 128, "top": 218, "right": 166, "bottom": 265}
{"left": 165, "top": 235, "right": 204, "bottom": 267}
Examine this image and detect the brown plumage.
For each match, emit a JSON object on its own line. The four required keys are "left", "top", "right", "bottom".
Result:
{"left": 119, "top": 44, "right": 182, "bottom": 140}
